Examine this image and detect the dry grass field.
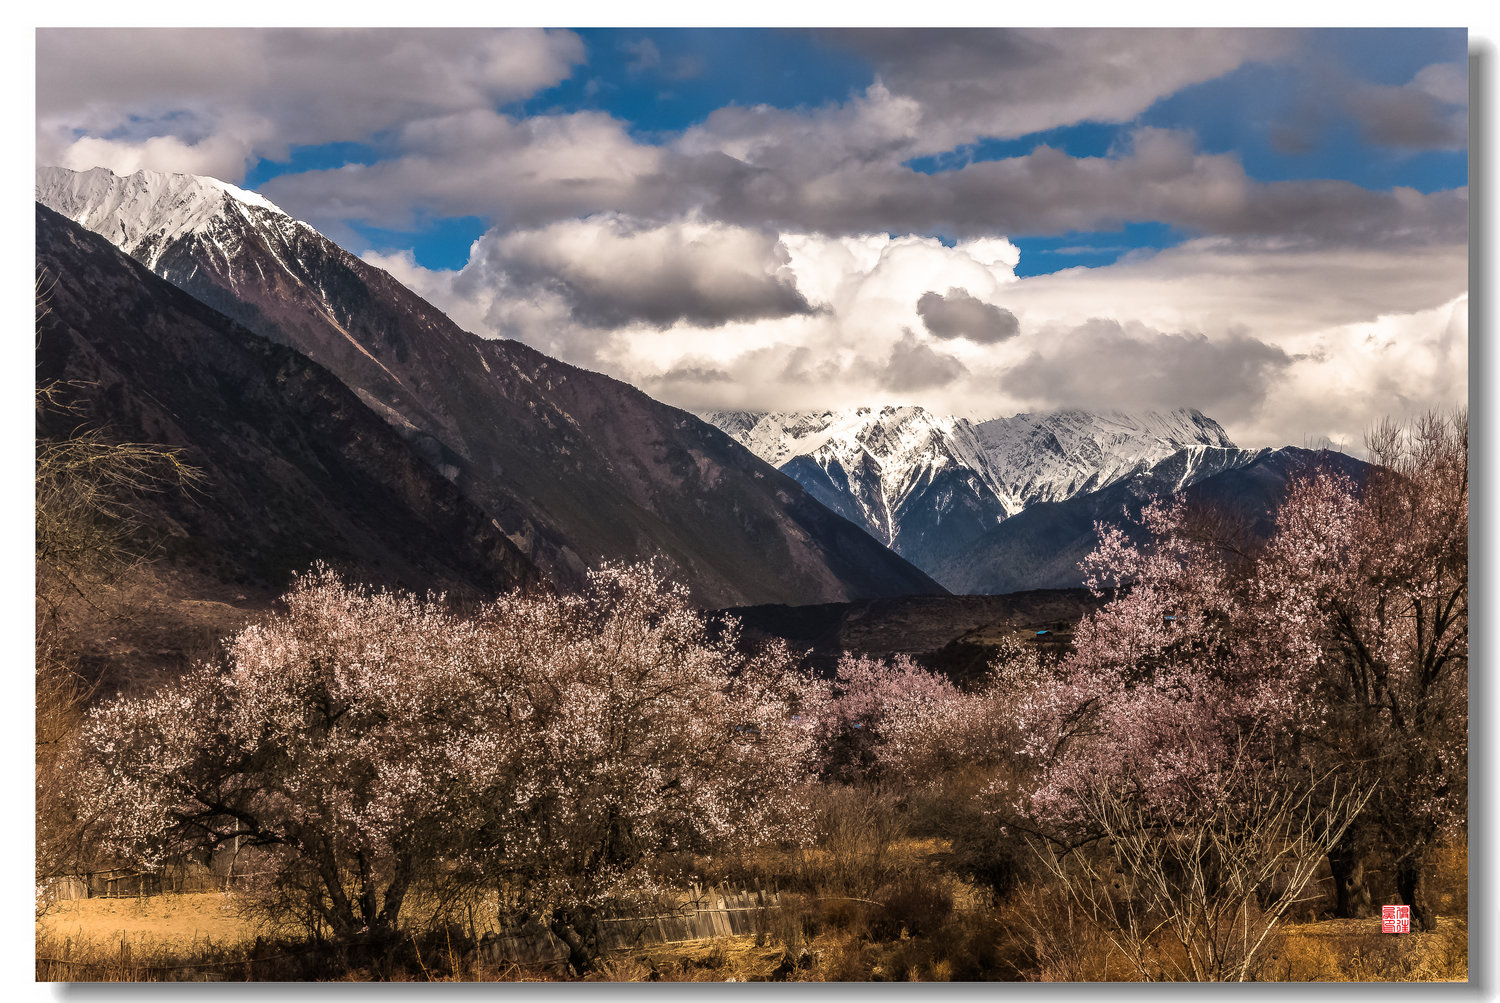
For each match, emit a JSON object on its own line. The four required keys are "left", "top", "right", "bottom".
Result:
{"left": 35, "top": 872, "right": 1468, "bottom": 983}
{"left": 39, "top": 891, "right": 264, "bottom": 951}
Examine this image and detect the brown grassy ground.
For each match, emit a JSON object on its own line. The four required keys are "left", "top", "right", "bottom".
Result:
{"left": 1265, "top": 917, "right": 1468, "bottom": 982}
{"left": 39, "top": 891, "right": 263, "bottom": 951}
{"left": 36, "top": 892, "right": 270, "bottom": 981}
{"left": 36, "top": 880, "right": 1468, "bottom": 982}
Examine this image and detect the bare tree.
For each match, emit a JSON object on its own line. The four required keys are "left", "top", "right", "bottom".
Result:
{"left": 1034, "top": 752, "right": 1370, "bottom": 982}
{"left": 35, "top": 271, "right": 199, "bottom": 912}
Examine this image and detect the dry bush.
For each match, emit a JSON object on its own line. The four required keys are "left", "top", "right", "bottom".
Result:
{"left": 695, "top": 783, "right": 915, "bottom": 899}
{"left": 34, "top": 928, "right": 339, "bottom": 982}
{"left": 1002, "top": 880, "right": 1125, "bottom": 981}
{"left": 752, "top": 893, "right": 819, "bottom": 960}
{"left": 870, "top": 875, "right": 954, "bottom": 939}
{"left": 912, "top": 766, "right": 1036, "bottom": 900}
{"left": 1027, "top": 757, "right": 1371, "bottom": 982}
{"left": 1427, "top": 838, "right": 1468, "bottom": 917}
{"left": 602, "top": 937, "right": 791, "bottom": 982}
{"left": 802, "top": 784, "right": 910, "bottom": 896}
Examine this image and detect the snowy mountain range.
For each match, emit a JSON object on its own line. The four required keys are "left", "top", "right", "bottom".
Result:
{"left": 703, "top": 405, "right": 1261, "bottom": 577}
{"left": 972, "top": 407, "right": 1240, "bottom": 507}
{"left": 704, "top": 407, "right": 1015, "bottom": 563}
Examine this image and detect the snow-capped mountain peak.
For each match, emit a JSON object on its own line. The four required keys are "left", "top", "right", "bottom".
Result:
{"left": 199, "top": 174, "right": 287, "bottom": 215}
{"left": 704, "top": 404, "right": 1247, "bottom": 574}
{"left": 703, "top": 405, "right": 1018, "bottom": 561}
{"left": 36, "top": 165, "right": 291, "bottom": 269}
{"left": 708, "top": 405, "right": 1009, "bottom": 504}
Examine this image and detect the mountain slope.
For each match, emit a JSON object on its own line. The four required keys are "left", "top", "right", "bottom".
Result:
{"left": 36, "top": 204, "right": 542, "bottom": 674}
{"left": 929, "top": 446, "right": 1367, "bottom": 594}
{"left": 38, "top": 166, "right": 942, "bottom": 607}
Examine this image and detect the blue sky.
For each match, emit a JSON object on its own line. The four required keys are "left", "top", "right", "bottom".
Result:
{"left": 36, "top": 28, "right": 1470, "bottom": 447}
{"left": 228, "top": 27, "right": 1466, "bottom": 274}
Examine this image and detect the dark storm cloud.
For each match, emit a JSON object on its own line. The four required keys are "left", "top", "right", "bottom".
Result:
{"left": 816, "top": 28, "right": 1295, "bottom": 154}
{"left": 1267, "top": 59, "right": 1467, "bottom": 157}
{"left": 881, "top": 331, "right": 969, "bottom": 392}
{"left": 266, "top": 120, "right": 1467, "bottom": 252}
{"left": 916, "top": 288, "right": 1019, "bottom": 344}
{"left": 656, "top": 365, "right": 733, "bottom": 384}
{"left": 691, "top": 127, "right": 1469, "bottom": 246}
{"left": 460, "top": 216, "right": 816, "bottom": 330}
{"left": 1005, "top": 319, "right": 1293, "bottom": 419}
{"left": 40, "top": 27, "right": 1469, "bottom": 256}
{"left": 36, "top": 29, "right": 587, "bottom": 180}
{"left": 1347, "top": 76, "right": 1468, "bottom": 150}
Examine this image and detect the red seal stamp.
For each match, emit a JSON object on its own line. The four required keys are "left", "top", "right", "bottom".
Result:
{"left": 1381, "top": 904, "right": 1411, "bottom": 933}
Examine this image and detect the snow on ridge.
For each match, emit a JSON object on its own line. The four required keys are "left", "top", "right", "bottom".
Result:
{"left": 971, "top": 406, "right": 1237, "bottom": 507}
{"left": 36, "top": 165, "right": 289, "bottom": 267}
{"left": 705, "top": 404, "right": 1242, "bottom": 523}
{"left": 705, "top": 405, "right": 1019, "bottom": 538}
{"left": 199, "top": 174, "right": 288, "bottom": 216}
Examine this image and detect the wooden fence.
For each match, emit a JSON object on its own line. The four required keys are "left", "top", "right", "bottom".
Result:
{"left": 40, "top": 859, "right": 263, "bottom": 904}
{"left": 475, "top": 884, "right": 783, "bottom": 966}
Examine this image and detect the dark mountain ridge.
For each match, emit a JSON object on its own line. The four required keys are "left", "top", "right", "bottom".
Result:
{"left": 931, "top": 446, "right": 1370, "bottom": 594}
{"left": 37, "top": 204, "right": 540, "bottom": 620}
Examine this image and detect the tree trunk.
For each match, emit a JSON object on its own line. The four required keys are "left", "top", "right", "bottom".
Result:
{"left": 549, "top": 911, "right": 601, "bottom": 977}
{"left": 1395, "top": 852, "right": 1435, "bottom": 931}
{"left": 1327, "top": 844, "right": 1373, "bottom": 919}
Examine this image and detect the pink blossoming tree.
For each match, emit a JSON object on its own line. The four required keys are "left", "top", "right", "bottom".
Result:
{"left": 989, "top": 480, "right": 1374, "bottom": 976}
{"left": 1261, "top": 412, "right": 1467, "bottom": 929}
{"left": 66, "top": 563, "right": 823, "bottom": 970}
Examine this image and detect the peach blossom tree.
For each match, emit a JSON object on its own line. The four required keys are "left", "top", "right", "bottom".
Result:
{"left": 1260, "top": 413, "right": 1467, "bottom": 929}
{"left": 992, "top": 488, "right": 1373, "bottom": 978}
{"left": 67, "top": 563, "right": 823, "bottom": 964}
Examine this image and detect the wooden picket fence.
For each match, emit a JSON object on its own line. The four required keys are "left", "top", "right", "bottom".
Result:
{"left": 474, "top": 883, "right": 784, "bottom": 966}
{"left": 40, "top": 861, "right": 264, "bottom": 904}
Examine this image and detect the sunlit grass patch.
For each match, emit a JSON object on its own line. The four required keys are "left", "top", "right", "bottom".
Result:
{"left": 38, "top": 891, "right": 263, "bottom": 952}
{"left": 1264, "top": 916, "right": 1467, "bottom": 982}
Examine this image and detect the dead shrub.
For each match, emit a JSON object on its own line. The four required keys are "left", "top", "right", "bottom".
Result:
{"left": 871, "top": 876, "right": 953, "bottom": 939}
{"left": 802, "top": 784, "right": 909, "bottom": 896}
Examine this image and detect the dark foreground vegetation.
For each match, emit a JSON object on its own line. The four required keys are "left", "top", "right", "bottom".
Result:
{"left": 37, "top": 397, "right": 1467, "bottom": 981}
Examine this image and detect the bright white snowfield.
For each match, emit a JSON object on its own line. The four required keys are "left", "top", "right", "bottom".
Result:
{"left": 704, "top": 405, "right": 1240, "bottom": 524}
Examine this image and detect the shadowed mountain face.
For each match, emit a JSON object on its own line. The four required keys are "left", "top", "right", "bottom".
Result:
{"left": 38, "top": 167, "right": 942, "bottom": 607}
{"left": 929, "top": 447, "right": 1370, "bottom": 594}
{"left": 37, "top": 204, "right": 542, "bottom": 606}
{"left": 718, "top": 589, "right": 1106, "bottom": 679}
